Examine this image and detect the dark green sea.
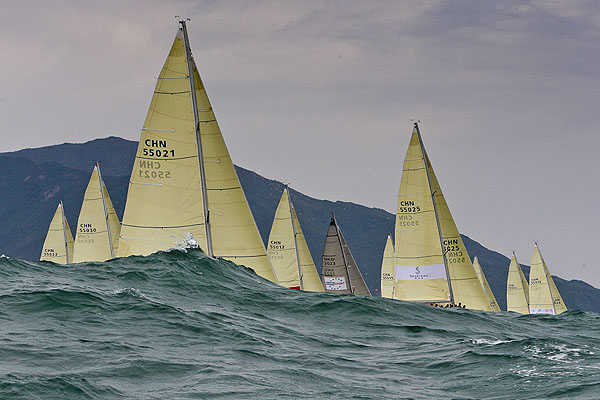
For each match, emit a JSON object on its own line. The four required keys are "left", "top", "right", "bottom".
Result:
{"left": 1, "top": 249, "right": 599, "bottom": 399}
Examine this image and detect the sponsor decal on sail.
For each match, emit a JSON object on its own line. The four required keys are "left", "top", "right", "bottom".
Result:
{"left": 394, "top": 264, "right": 446, "bottom": 281}
{"left": 530, "top": 308, "right": 555, "bottom": 315}
{"left": 324, "top": 276, "right": 348, "bottom": 290}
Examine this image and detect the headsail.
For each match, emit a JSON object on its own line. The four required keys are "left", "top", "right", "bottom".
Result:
{"left": 426, "top": 150, "right": 491, "bottom": 310}
{"left": 40, "top": 201, "right": 74, "bottom": 264}
{"left": 380, "top": 234, "right": 395, "bottom": 298}
{"left": 321, "top": 215, "right": 371, "bottom": 296}
{"left": 472, "top": 256, "right": 500, "bottom": 311}
{"left": 506, "top": 252, "right": 529, "bottom": 314}
{"left": 73, "top": 164, "right": 120, "bottom": 262}
{"left": 118, "top": 21, "right": 276, "bottom": 282}
{"left": 529, "top": 243, "right": 567, "bottom": 315}
{"left": 267, "top": 187, "right": 323, "bottom": 291}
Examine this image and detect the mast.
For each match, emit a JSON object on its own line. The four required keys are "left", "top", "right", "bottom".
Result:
{"left": 286, "top": 186, "right": 304, "bottom": 290}
{"left": 333, "top": 215, "right": 354, "bottom": 293}
{"left": 414, "top": 122, "right": 454, "bottom": 304}
{"left": 60, "top": 201, "right": 69, "bottom": 264}
{"left": 96, "top": 163, "right": 114, "bottom": 259}
{"left": 180, "top": 19, "right": 213, "bottom": 257}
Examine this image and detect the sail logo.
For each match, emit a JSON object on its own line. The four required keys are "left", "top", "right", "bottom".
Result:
{"left": 395, "top": 264, "right": 446, "bottom": 281}
{"left": 324, "top": 276, "right": 347, "bottom": 290}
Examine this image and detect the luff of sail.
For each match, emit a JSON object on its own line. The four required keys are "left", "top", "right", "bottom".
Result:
{"left": 529, "top": 243, "right": 567, "bottom": 315}
{"left": 73, "top": 164, "right": 121, "bottom": 262}
{"left": 40, "top": 201, "right": 74, "bottom": 264}
{"left": 506, "top": 253, "right": 529, "bottom": 314}
{"left": 473, "top": 256, "right": 500, "bottom": 311}
{"left": 267, "top": 187, "right": 323, "bottom": 291}
{"left": 380, "top": 234, "right": 395, "bottom": 298}
{"left": 321, "top": 215, "right": 371, "bottom": 296}
{"left": 118, "top": 22, "right": 276, "bottom": 283}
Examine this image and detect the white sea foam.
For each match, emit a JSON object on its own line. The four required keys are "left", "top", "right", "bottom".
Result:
{"left": 168, "top": 232, "right": 200, "bottom": 253}
{"left": 470, "top": 338, "right": 513, "bottom": 346}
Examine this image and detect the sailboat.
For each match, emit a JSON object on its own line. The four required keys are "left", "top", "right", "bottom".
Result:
{"left": 40, "top": 201, "right": 74, "bottom": 264}
{"left": 321, "top": 215, "right": 371, "bottom": 296}
{"left": 506, "top": 252, "right": 529, "bottom": 314}
{"left": 472, "top": 256, "right": 500, "bottom": 311}
{"left": 393, "top": 123, "right": 491, "bottom": 310}
{"left": 73, "top": 163, "right": 121, "bottom": 262}
{"left": 117, "top": 21, "right": 276, "bottom": 283}
{"left": 529, "top": 243, "right": 567, "bottom": 315}
{"left": 380, "top": 234, "right": 395, "bottom": 298}
{"left": 267, "top": 186, "right": 324, "bottom": 291}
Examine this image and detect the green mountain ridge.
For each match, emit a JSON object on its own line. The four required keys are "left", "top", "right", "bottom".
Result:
{"left": 1, "top": 137, "right": 598, "bottom": 312}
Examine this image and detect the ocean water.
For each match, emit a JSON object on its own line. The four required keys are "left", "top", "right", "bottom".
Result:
{"left": 1, "top": 250, "right": 599, "bottom": 399}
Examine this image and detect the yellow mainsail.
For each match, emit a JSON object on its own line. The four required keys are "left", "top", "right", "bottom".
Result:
{"left": 118, "top": 21, "right": 276, "bottom": 282}
{"left": 394, "top": 123, "right": 491, "bottom": 310}
{"left": 267, "top": 187, "right": 323, "bottom": 291}
{"left": 73, "top": 164, "right": 121, "bottom": 262}
{"left": 529, "top": 243, "right": 567, "bottom": 315}
{"left": 472, "top": 256, "right": 500, "bottom": 311}
{"left": 506, "top": 253, "right": 529, "bottom": 314}
{"left": 40, "top": 201, "right": 74, "bottom": 264}
{"left": 380, "top": 234, "right": 395, "bottom": 298}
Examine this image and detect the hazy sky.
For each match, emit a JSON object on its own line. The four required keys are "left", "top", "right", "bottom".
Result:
{"left": 2, "top": 1, "right": 599, "bottom": 286}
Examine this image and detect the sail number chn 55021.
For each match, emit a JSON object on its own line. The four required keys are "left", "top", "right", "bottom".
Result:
{"left": 142, "top": 139, "right": 175, "bottom": 158}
